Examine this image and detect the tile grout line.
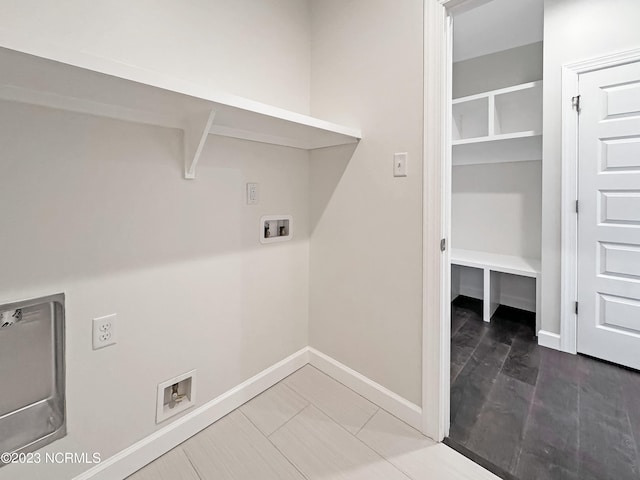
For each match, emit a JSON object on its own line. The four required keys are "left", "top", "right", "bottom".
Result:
{"left": 263, "top": 398, "right": 311, "bottom": 439}
{"left": 285, "top": 366, "right": 427, "bottom": 443}
{"left": 449, "top": 308, "right": 469, "bottom": 386}
{"left": 349, "top": 411, "right": 441, "bottom": 480}
{"left": 449, "top": 306, "right": 493, "bottom": 436}
{"left": 487, "top": 325, "right": 522, "bottom": 476}
{"left": 450, "top": 319, "right": 490, "bottom": 429}
{"left": 278, "top": 382, "right": 311, "bottom": 410}
{"left": 266, "top": 439, "right": 311, "bottom": 480}
{"left": 354, "top": 406, "right": 380, "bottom": 436}
{"left": 180, "top": 446, "right": 205, "bottom": 480}
{"left": 275, "top": 376, "right": 416, "bottom": 480}
{"left": 450, "top": 306, "right": 468, "bottom": 337}
{"left": 239, "top": 409, "right": 312, "bottom": 480}
{"left": 282, "top": 366, "right": 381, "bottom": 435}
{"left": 455, "top": 324, "right": 516, "bottom": 472}
{"left": 498, "top": 327, "right": 525, "bottom": 475}
{"left": 286, "top": 386, "right": 364, "bottom": 437}
{"left": 511, "top": 351, "right": 542, "bottom": 475}
{"left": 347, "top": 415, "right": 414, "bottom": 480}
{"left": 290, "top": 364, "right": 379, "bottom": 411}
{"left": 288, "top": 366, "right": 424, "bottom": 442}
{"left": 461, "top": 316, "right": 490, "bottom": 378}
{"left": 618, "top": 370, "right": 640, "bottom": 473}
{"left": 351, "top": 441, "right": 417, "bottom": 480}
{"left": 239, "top": 381, "right": 310, "bottom": 438}
{"left": 301, "top": 403, "right": 415, "bottom": 480}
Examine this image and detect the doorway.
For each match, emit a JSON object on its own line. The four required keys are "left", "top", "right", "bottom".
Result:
{"left": 435, "top": 1, "right": 640, "bottom": 479}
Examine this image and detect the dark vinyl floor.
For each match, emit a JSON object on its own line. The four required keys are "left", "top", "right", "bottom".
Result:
{"left": 448, "top": 296, "right": 640, "bottom": 480}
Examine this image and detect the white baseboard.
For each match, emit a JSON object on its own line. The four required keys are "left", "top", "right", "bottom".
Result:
{"left": 74, "top": 346, "right": 423, "bottom": 479}
{"left": 459, "top": 285, "right": 483, "bottom": 300}
{"left": 307, "top": 347, "right": 422, "bottom": 430}
{"left": 73, "top": 347, "right": 310, "bottom": 480}
{"left": 537, "top": 330, "right": 561, "bottom": 351}
{"left": 499, "top": 293, "right": 536, "bottom": 313}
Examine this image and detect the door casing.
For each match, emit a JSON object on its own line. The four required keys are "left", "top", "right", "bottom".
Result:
{"left": 422, "top": 0, "right": 494, "bottom": 442}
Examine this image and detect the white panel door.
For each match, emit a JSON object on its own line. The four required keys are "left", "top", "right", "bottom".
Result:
{"left": 577, "top": 60, "right": 640, "bottom": 370}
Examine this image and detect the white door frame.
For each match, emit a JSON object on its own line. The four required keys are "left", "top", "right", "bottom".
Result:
{"left": 560, "top": 47, "right": 640, "bottom": 355}
{"left": 421, "top": 0, "right": 491, "bottom": 442}
{"left": 423, "top": 0, "right": 640, "bottom": 444}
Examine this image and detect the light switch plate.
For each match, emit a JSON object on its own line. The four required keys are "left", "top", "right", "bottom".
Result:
{"left": 394, "top": 153, "right": 408, "bottom": 177}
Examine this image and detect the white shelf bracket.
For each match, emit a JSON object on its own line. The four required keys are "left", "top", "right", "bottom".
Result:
{"left": 184, "top": 108, "right": 217, "bottom": 179}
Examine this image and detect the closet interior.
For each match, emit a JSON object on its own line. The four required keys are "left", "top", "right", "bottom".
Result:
{"left": 450, "top": 28, "right": 543, "bottom": 332}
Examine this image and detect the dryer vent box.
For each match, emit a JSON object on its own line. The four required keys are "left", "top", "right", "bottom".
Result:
{"left": 0, "top": 293, "right": 66, "bottom": 463}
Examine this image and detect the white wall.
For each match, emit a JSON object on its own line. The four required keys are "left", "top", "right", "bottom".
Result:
{"left": 0, "top": 0, "right": 311, "bottom": 113}
{"left": 452, "top": 160, "right": 542, "bottom": 259}
{"left": 452, "top": 44, "right": 543, "bottom": 260}
{"left": 0, "top": 2, "right": 311, "bottom": 478}
{"left": 453, "top": 42, "right": 543, "bottom": 98}
{"left": 308, "top": 0, "right": 424, "bottom": 405}
{"left": 542, "top": 0, "right": 640, "bottom": 334}
{"left": 453, "top": 0, "right": 543, "bottom": 63}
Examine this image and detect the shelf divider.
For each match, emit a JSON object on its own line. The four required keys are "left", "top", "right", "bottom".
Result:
{"left": 488, "top": 94, "right": 496, "bottom": 137}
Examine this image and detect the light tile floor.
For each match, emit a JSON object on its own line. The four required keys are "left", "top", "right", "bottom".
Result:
{"left": 128, "top": 365, "right": 499, "bottom": 480}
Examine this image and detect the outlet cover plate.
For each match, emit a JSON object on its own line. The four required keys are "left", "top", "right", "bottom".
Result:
{"left": 92, "top": 313, "right": 117, "bottom": 350}
{"left": 247, "top": 183, "right": 259, "bottom": 205}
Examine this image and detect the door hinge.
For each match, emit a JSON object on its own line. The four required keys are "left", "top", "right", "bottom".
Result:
{"left": 576, "top": 200, "right": 579, "bottom": 214}
{"left": 572, "top": 95, "right": 581, "bottom": 113}
{"left": 440, "top": 238, "right": 447, "bottom": 252}
{"left": 575, "top": 301, "right": 579, "bottom": 315}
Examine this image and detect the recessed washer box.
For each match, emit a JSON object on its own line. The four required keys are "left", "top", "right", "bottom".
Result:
{"left": 156, "top": 370, "right": 196, "bottom": 423}
{"left": 260, "top": 215, "right": 293, "bottom": 244}
{"left": 0, "top": 293, "right": 66, "bottom": 462}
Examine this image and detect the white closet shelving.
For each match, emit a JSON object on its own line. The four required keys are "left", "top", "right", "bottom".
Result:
{"left": 451, "top": 249, "right": 540, "bottom": 279}
{"left": 450, "top": 78, "right": 543, "bottom": 328}
{"left": 451, "top": 248, "right": 541, "bottom": 330}
{"left": 452, "top": 81, "right": 542, "bottom": 165}
{"left": 0, "top": 43, "right": 361, "bottom": 179}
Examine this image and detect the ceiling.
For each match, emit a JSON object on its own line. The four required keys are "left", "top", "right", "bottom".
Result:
{"left": 453, "top": 0, "right": 544, "bottom": 63}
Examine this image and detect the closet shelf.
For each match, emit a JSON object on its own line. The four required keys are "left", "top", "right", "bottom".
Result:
{"left": 451, "top": 249, "right": 541, "bottom": 327}
{"left": 451, "top": 249, "right": 541, "bottom": 278}
{"left": 452, "top": 133, "right": 542, "bottom": 166}
{"left": 0, "top": 43, "right": 362, "bottom": 179}
{"left": 452, "top": 81, "right": 542, "bottom": 166}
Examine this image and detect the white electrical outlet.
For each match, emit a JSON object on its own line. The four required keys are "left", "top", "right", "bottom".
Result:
{"left": 92, "top": 314, "right": 117, "bottom": 349}
{"left": 247, "top": 183, "right": 259, "bottom": 205}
